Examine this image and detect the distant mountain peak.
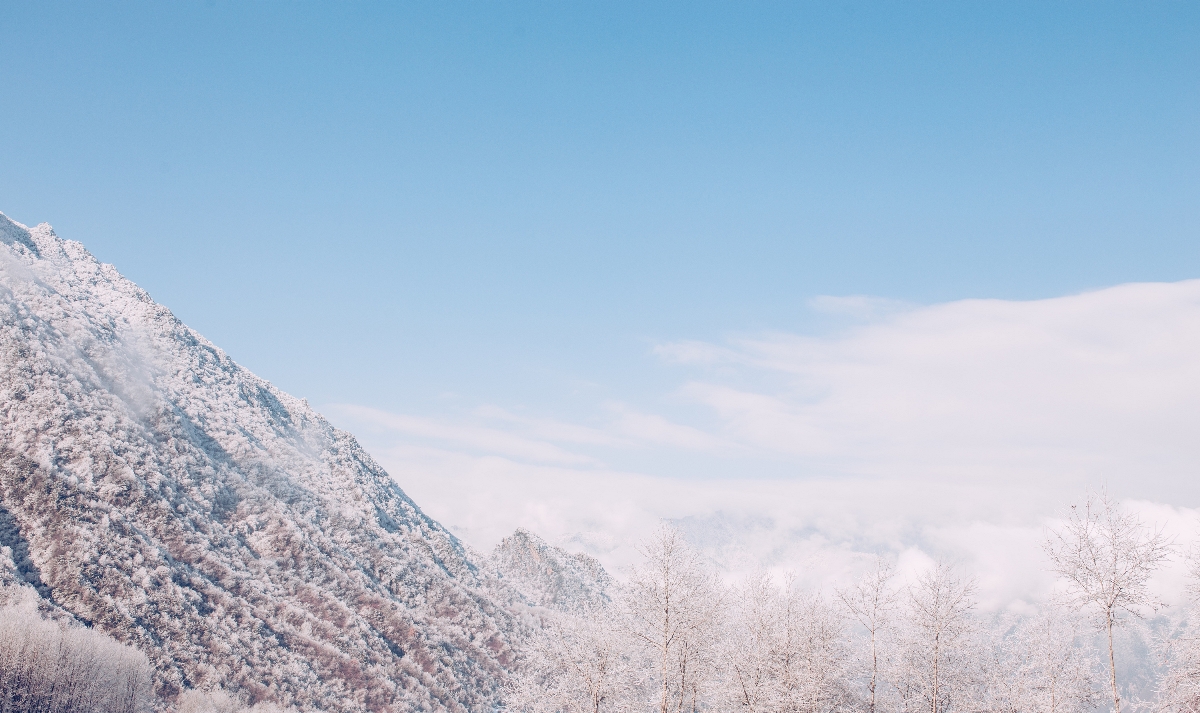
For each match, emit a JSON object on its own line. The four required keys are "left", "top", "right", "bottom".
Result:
{"left": 491, "top": 528, "right": 613, "bottom": 613}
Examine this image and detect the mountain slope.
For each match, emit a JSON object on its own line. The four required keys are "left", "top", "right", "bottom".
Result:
{"left": 0, "top": 213, "right": 520, "bottom": 712}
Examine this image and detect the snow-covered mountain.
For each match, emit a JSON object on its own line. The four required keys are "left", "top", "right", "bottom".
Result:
{"left": 0, "top": 213, "right": 529, "bottom": 712}
{"left": 489, "top": 529, "right": 612, "bottom": 613}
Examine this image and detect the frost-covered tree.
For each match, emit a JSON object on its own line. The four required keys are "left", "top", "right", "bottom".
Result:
{"left": 720, "top": 573, "right": 854, "bottom": 713}
{"left": 506, "top": 606, "right": 640, "bottom": 713}
{"left": 891, "top": 562, "right": 977, "bottom": 713}
{"left": 722, "top": 574, "right": 786, "bottom": 713}
{"left": 625, "top": 525, "right": 724, "bottom": 713}
{"left": 178, "top": 689, "right": 243, "bottom": 713}
{"left": 0, "top": 603, "right": 155, "bottom": 713}
{"left": 1154, "top": 550, "right": 1200, "bottom": 713}
{"left": 781, "top": 593, "right": 854, "bottom": 713}
{"left": 838, "top": 557, "right": 898, "bottom": 713}
{"left": 1157, "top": 628, "right": 1200, "bottom": 713}
{"left": 177, "top": 688, "right": 294, "bottom": 713}
{"left": 1044, "top": 490, "right": 1173, "bottom": 713}
{"left": 980, "top": 609, "right": 1099, "bottom": 713}
{"left": 501, "top": 496, "right": 1144, "bottom": 713}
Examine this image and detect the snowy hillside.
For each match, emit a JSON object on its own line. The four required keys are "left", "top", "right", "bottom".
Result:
{"left": 0, "top": 213, "right": 523, "bottom": 712}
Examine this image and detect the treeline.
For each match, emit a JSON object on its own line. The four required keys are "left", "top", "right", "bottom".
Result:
{"left": 0, "top": 604, "right": 154, "bottom": 713}
{"left": 506, "top": 491, "right": 1200, "bottom": 713}
{"left": 0, "top": 601, "right": 294, "bottom": 713}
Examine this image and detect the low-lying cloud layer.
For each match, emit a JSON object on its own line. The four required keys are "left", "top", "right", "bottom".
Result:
{"left": 327, "top": 280, "right": 1200, "bottom": 610}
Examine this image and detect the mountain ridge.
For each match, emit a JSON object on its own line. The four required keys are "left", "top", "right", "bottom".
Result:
{"left": 0, "top": 212, "right": 528, "bottom": 712}
{"left": 489, "top": 528, "right": 613, "bottom": 614}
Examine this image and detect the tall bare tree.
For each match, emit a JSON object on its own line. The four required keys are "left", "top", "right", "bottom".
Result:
{"left": 1153, "top": 548, "right": 1200, "bottom": 713}
{"left": 981, "top": 609, "right": 1099, "bottom": 713}
{"left": 785, "top": 593, "right": 854, "bottom": 713}
{"left": 894, "top": 562, "right": 976, "bottom": 713}
{"left": 838, "top": 557, "right": 898, "bottom": 713}
{"left": 723, "top": 572, "right": 853, "bottom": 713}
{"left": 1044, "top": 489, "right": 1174, "bottom": 713}
{"left": 506, "top": 606, "right": 637, "bottom": 713}
{"left": 625, "top": 525, "right": 724, "bottom": 713}
{"left": 723, "top": 573, "right": 783, "bottom": 713}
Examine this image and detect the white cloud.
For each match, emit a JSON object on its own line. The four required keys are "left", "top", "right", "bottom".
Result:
{"left": 605, "top": 402, "right": 732, "bottom": 451}
{"left": 670, "top": 280, "right": 1200, "bottom": 495}
{"left": 328, "top": 404, "right": 598, "bottom": 465}
{"left": 325, "top": 280, "right": 1200, "bottom": 609}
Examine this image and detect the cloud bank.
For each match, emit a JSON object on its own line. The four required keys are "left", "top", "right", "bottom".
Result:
{"left": 327, "top": 280, "right": 1200, "bottom": 609}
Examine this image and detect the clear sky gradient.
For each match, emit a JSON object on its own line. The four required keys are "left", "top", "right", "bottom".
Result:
{"left": 7, "top": 2, "right": 1200, "bottom": 600}
{"left": 4, "top": 1, "right": 1198, "bottom": 414}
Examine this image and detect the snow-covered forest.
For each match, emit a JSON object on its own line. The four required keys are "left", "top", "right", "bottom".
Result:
{"left": 505, "top": 493, "right": 1200, "bottom": 713}
{"left": 0, "top": 213, "right": 524, "bottom": 711}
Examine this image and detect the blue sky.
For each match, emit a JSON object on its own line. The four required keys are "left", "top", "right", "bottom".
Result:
{"left": 3, "top": 1, "right": 1198, "bottom": 414}
{"left": 6, "top": 1, "right": 1200, "bottom": 599}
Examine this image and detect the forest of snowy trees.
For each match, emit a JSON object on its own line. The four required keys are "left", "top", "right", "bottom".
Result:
{"left": 0, "top": 600, "right": 155, "bottom": 713}
{"left": 6, "top": 488, "right": 1200, "bottom": 713}
{"left": 0, "top": 595, "right": 296, "bottom": 713}
{"left": 504, "top": 491, "right": 1200, "bottom": 713}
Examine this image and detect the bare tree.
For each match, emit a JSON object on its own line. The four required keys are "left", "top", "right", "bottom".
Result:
{"left": 720, "top": 571, "right": 777, "bottom": 710}
{"left": 721, "top": 572, "right": 852, "bottom": 713}
{"left": 625, "top": 525, "right": 724, "bottom": 713}
{"left": 506, "top": 606, "right": 639, "bottom": 713}
{"left": 838, "top": 557, "right": 898, "bottom": 713}
{"left": 722, "top": 573, "right": 782, "bottom": 713}
{"left": 1044, "top": 489, "right": 1174, "bottom": 713}
{"left": 981, "top": 609, "right": 1099, "bottom": 713}
{"left": 892, "top": 562, "right": 976, "bottom": 713}
{"left": 1154, "top": 548, "right": 1200, "bottom": 713}
{"left": 785, "top": 594, "right": 854, "bottom": 713}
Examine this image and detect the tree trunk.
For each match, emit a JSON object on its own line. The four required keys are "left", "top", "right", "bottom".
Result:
{"left": 661, "top": 589, "right": 670, "bottom": 713}
{"left": 1106, "top": 610, "right": 1120, "bottom": 713}
{"left": 931, "top": 630, "right": 939, "bottom": 713}
{"left": 869, "top": 628, "right": 877, "bottom": 713}
{"left": 660, "top": 639, "right": 669, "bottom": 713}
